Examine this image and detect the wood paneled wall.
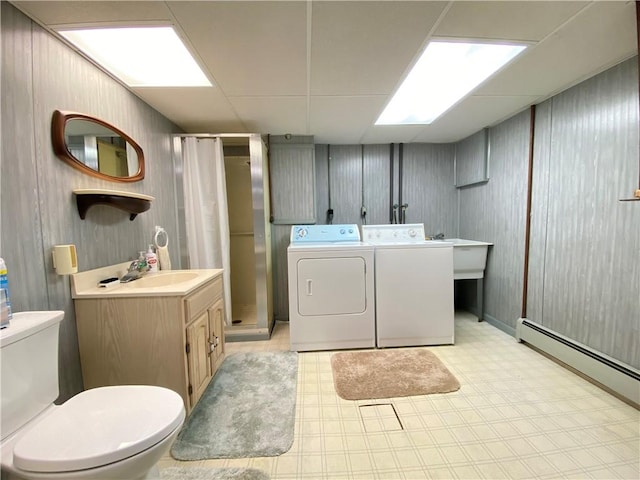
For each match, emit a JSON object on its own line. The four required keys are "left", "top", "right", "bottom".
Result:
{"left": 457, "top": 57, "right": 639, "bottom": 369}
{"left": 458, "top": 111, "right": 532, "bottom": 329}
{"left": 528, "top": 57, "right": 639, "bottom": 368}
{"left": 1, "top": 3, "right": 180, "bottom": 401}
{"left": 402, "top": 143, "right": 457, "bottom": 236}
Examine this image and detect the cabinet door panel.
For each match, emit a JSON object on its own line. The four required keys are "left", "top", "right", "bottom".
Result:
{"left": 208, "top": 298, "right": 225, "bottom": 373}
{"left": 270, "top": 144, "right": 315, "bottom": 223}
{"left": 186, "top": 311, "right": 211, "bottom": 406}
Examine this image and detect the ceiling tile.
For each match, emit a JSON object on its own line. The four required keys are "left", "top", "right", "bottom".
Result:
{"left": 475, "top": 0, "right": 637, "bottom": 98}
{"left": 309, "top": 95, "right": 388, "bottom": 144}
{"left": 411, "top": 95, "right": 541, "bottom": 143}
{"left": 227, "top": 96, "right": 308, "bottom": 135}
{"left": 168, "top": 1, "right": 307, "bottom": 97}
{"left": 12, "top": 1, "right": 173, "bottom": 25}
{"left": 434, "top": 1, "right": 589, "bottom": 42}
{"left": 133, "top": 86, "right": 246, "bottom": 133}
{"left": 310, "top": 1, "right": 447, "bottom": 95}
{"left": 360, "top": 125, "right": 427, "bottom": 145}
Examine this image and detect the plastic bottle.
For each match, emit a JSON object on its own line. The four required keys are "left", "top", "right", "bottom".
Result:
{"left": 137, "top": 251, "right": 148, "bottom": 272}
{"left": 0, "top": 257, "right": 13, "bottom": 324}
{"left": 145, "top": 245, "right": 158, "bottom": 273}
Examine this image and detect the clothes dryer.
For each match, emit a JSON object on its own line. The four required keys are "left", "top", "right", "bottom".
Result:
{"left": 362, "top": 224, "right": 454, "bottom": 347}
{"left": 288, "top": 225, "right": 375, "bottom": 351}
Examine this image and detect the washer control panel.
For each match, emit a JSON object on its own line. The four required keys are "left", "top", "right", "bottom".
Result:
{"left": 290, "top": 224, "right": 361, "bottom": 243}
{"left": 362, "top": 224, "right": 426, "bottom": 244}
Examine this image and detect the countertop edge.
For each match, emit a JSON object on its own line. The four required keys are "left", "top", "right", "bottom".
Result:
{"left": 71, "top": 268, "right": 223, "bottom": 299}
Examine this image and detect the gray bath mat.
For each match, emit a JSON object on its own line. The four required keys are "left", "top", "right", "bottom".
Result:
{"left": 161, "top": 466, "right": 269, "bottom": 480}
{"left": 171, "top": 352, "right": 298, "bottom": 459}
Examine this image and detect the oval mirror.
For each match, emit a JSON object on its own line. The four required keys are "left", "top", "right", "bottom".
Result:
{"left": 51, "top": 110, "right": 145, "bottom": 182}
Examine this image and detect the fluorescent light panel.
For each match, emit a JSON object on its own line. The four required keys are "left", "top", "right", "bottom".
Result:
{"left": 376, "top": 41, "right": 527, "bottom": 125}
{"left": 58, "top": 26, "right": 211, "bottom": 87}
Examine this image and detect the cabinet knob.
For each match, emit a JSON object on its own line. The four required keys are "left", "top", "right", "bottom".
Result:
{"left": 208, "top": 336, "right": 219, "bottom": 353}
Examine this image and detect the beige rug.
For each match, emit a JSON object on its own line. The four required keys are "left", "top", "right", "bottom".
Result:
{"left": 331, "top": 349, "right": 460, "bottom": 400}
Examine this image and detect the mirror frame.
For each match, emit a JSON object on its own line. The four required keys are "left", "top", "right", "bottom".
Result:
{"left": 51, "top": 110, "right": 145, "bottom": 183}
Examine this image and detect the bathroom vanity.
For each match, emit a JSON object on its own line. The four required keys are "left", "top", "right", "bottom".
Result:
{"left": 71, "top": 264, "right": 225, "bottom": 414}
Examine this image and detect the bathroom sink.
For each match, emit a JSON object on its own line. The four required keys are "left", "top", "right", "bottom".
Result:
{"left": 70, "top": 263, "right": 223, "bottom": 298}
{"left": 130, "top": 272, "right": 200, "bottom": 288}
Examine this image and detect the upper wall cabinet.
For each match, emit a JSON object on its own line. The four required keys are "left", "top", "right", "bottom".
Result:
{"left": 51, "top": 110, "right": 145, "bottom": 182}
{"left": 270, "top": 142, "right": 316, "bottom": 224}
{"left": 455, "top": 129, "right": 489, "bottom": 188}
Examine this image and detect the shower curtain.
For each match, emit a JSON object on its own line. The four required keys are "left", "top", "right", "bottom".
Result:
{"left": 182, "top": 137, "right": 232, "bottom": 326}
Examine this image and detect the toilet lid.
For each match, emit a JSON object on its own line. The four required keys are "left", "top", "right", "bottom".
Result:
{"left": 13, "top": 385, "right": 185, "bottom": 473}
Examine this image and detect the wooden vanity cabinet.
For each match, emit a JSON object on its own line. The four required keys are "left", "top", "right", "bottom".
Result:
{"left": 75, "top": 275, "right": 225, "bottom": 414}
{"left": 185, "top": 297, "right": 225, "bottom": 406}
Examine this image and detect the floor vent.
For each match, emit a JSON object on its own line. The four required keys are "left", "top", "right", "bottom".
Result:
{"left": 359, "top": 403, "right": 403, "bottom": 432}
{"left": 516, "top": 318, "right": 640, "bottom": 406}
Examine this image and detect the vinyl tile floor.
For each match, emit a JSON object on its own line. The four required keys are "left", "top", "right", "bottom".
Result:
{"left": 160, "top": 312, "right": 640, "bottom": 479}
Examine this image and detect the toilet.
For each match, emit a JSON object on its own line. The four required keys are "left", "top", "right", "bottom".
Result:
{"left": 0, "top": 311, "right": 185, "bottom": 480}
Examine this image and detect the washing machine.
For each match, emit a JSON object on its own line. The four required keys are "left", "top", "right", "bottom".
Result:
{"left": 362, "top": 224, "right": 454, "bottom": 348}
{"left": 287, "top": 224, "right": 375, "bottom": 352}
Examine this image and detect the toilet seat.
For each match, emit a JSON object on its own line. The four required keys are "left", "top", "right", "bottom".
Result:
{"left": 12, "top": 385, "right": 185, "bottom": 474}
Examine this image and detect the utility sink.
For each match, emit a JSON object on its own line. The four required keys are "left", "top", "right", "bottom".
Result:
{"left": 131, "top": 271, "right": 200, "bottom": 288}
{"left": 444, "top": 239, "right": 493, "bottom": 280}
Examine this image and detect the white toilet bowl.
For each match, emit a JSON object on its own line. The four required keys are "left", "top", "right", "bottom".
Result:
{"left": 1, "top": 385, "right": 185, "bottom": 480}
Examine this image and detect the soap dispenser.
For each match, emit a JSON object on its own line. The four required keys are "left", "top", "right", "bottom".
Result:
{"left": 146, "top": 245, "right": 158, "bottom": 273}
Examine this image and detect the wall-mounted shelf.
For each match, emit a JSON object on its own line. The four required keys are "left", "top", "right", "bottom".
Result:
{"left": 73, "top": 189, "right": 154, "bottom": 220}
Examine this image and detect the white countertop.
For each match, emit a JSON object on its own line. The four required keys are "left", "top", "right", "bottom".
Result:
{"left": 71, "top": 262, "right": 222, "bottom": 298}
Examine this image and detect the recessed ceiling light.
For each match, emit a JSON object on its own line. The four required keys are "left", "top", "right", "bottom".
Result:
{"left": 376, "top": 40, "right": 527, "bottom": 125}
{"left": 58, "top": 26, "right": 212, "bottom": 87}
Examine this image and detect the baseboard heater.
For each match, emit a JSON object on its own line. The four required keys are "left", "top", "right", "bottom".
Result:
{"left": 516, "top": 318, "right": 640, "bottom": 406}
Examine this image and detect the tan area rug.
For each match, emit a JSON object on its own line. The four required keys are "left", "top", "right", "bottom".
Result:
{"left": 331, "top": 349, "right": 460, "bottom": 400}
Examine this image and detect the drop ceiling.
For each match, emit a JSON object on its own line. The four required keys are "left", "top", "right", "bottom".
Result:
{"left": 11, "top": 1, "right": 638, "bottom": 144}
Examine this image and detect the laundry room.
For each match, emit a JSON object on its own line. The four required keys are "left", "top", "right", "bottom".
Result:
{"left": 1, "top": 1, "right": 639, "bottom": 479}
{"left": 3, "top": 0, "right": 638, "bottom": 402}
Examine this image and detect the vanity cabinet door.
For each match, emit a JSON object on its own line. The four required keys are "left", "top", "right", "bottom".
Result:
{"left": 186, "top": 311, "right": 212, "bottom": 407}
{"left": 208, "top": 298, "right": 225, "bottom": 374}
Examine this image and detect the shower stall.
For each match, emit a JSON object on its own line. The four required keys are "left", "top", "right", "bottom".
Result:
{"left": 173, "top": 133, "right": 273, "bottom": 341}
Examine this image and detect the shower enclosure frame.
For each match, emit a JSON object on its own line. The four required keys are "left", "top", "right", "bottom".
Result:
{"left": 172, "top": 133, "right": 274, "bottom": 341}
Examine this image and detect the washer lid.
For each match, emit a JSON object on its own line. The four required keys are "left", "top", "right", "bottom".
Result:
{"left": 13, "top": 385, "right": 185, "bottom": 473}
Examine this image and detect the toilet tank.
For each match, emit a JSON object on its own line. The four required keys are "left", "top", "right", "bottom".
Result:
{"left": 1, "top": 311, "right": 63, "bottom": 441}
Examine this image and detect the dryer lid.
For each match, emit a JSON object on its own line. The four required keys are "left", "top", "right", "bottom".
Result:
{"left": 13, "top": 385, "right": 185, "bottom": 473}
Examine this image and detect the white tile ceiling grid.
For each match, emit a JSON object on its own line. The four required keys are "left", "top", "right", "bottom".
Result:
{"left": 12, "top": 0, "right": 637, "bottom": 144}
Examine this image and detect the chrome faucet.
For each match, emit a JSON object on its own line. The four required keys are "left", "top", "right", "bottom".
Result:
{"left": 120, "top": 258, "right": 149, "bottom": 283}
{"left": 128, "top": 260, "right": 144, "bottom": 272}
{"left": 432, "top": 233, "right": 445, "bottom": 240}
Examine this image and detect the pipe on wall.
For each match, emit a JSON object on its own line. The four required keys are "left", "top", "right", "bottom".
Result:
{"left": 388, "top": 143, "right": 395, "bottom": 223}
{"left": 521, "top": 105, "right": 536, "bottom": 318}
